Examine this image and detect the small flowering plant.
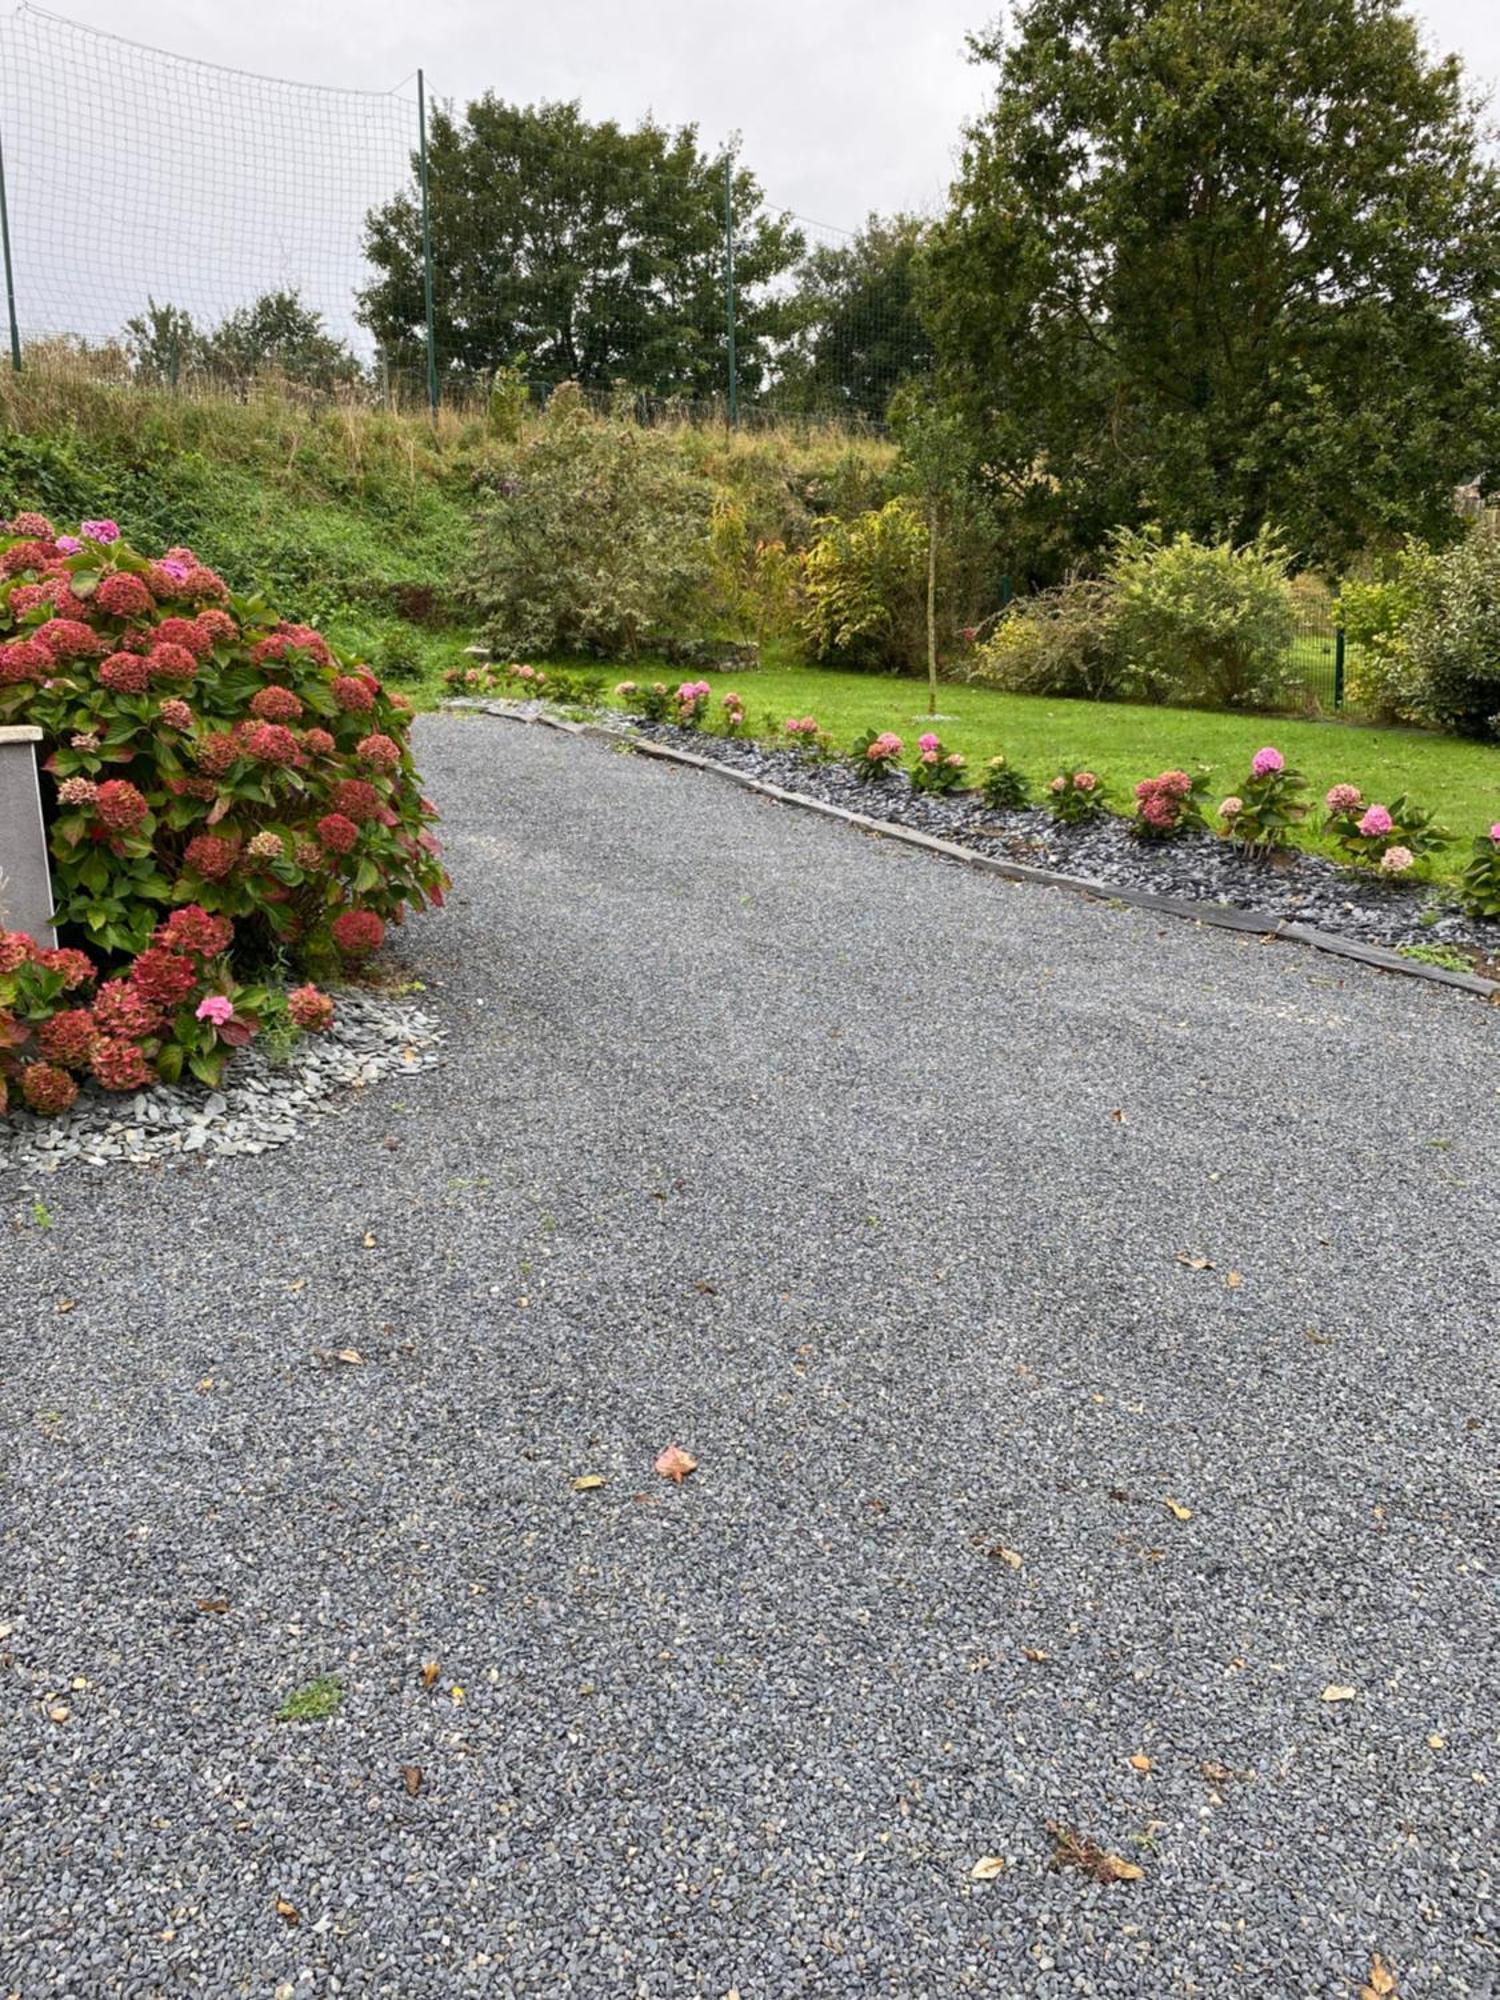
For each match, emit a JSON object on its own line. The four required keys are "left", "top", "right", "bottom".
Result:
{"left": 1217, "top": 746, "right": 1309, "bottom": 857}
{"left": 614, "top": 679, "right": 674, "bottom": 724}
{"left": 850, "top": 728, "right": 904, "bottom": 780}
{"left": 1322, "top": 785, "right": 1450, "bottom": 873}
{"left": 672, "top": 679, "right": 712, "bottom": 728}
{"left": 1130, "top": 768, "right": 1209, "bottom": 842}
{"left": 783, "top": 716, "right": 830, "bottom": 760}
{"left": 979, "top": 754, "right": 1029, "bottom": 812}
{"left": 910, "top": 733, "right": 968, "bottom": 794}
{"left": 1043, "top": 767, "right": 1106, "bottom": 825}
{"left": 719, "top": 691, "right": 747, "bottom": 735}
{"left": 1459, "top": 824, "right": 1500, "bottom": 921}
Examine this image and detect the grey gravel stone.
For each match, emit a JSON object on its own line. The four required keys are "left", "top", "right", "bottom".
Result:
{"left": 1, "top": 713, "right": 1494, "bottom": 1998}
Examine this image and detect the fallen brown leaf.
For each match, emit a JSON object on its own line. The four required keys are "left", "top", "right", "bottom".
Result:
{"left": 969, "top": 1855, "right": 1007, "bottom": 1881}
{"left": 571, "top": 1474, "right": 606, "bottom": 1492}
{"left": 988, "top": 1544, "right": 1023, "bottom": 1569}
{"left": 420, "top": 1661, "right": 440, "bottom": 1689}
{"left": 55, "top": 1299, "right": 76, "bottom": 1314}
{"left": 362, "top": 1232, "right": 377, "bottom": 1249}
{"left": 1164, "top": 1498, "right": 1192, "bottom": 1522}
{"left": 1175, "top": 1251, "right": 1213, "bottom": 1272}
{"left": 334, "top": 1348, "right": 363, "bottom": 1366}
{"left": 275, "top": 1896, "right": 300, "bottom": 1926}
{"left": 1360, "top": 1950, "right": 1398, "bottom": 1999}
{"left": 654, "top": 1444, "right": 697, "bottom": 1483}
{"left": 1022, "top": 1647, "right": 1050, "bottom": 1663}
{"left": 47, "top": 1703, "right": 69, "bottom": 1724}
{"left": 195, "top": 1598, "right": 230, "bottom": 1615}
{"left": 1046, "top": 1821, "right": 1144, "bottom": 1884}
{"left": 1321, "top": 1684, "right": 1357, "bottom": 1703}
{"left": 1128, "top": 1753, "right": 1152, "bottom": 1774}
{"left": 1224, "top": 1270, "right": 1244, "bottom": 1290}
{"left": 400, "top": 1764, "right": 423, "bottom": 1797}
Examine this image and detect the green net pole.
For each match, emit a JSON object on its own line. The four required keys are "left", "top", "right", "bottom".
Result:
{"left": 418, "top": 68, "right": 438, "bottom": 417}
{"left": 723, "top": 155, "right": 738, "bottom": 426}
{"left": 0, "top": 112, "right": 21, "bottom": 371}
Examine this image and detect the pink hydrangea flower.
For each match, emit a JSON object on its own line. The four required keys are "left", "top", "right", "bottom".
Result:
{"left": 1379, "top": 845, "right": 1414, "bottom": 875}
{"left": 54, "top": 535, "right": 81, "bottom": 554}
{"left": 1049, "top": 775, "right": 1066, "bottom": 793}
{"left": 80, "top": 519, "right": 121, "bottom": 543}
{"left": 1357, "top": 804, "right": 1393, "bottom": 837}
{"left": 918, "top": 732, "right": 939, "bottom": 753}
{"left": 1490, "top": 823, "right": 1500, "bottom": 844}
{"left": 1219, "top": 796, "right": 1244, "bottom": 818}
{"left": 195, "top": 995, "right": 234, "bottom": 1026}
{"left": 921, "top": 749, "right": 938, "bottom": 764}
{"left": 1250, "top": 746, "right": 1284, "bottom": 777}
{"left": 1074, "top": 771, "right": 1098, "bottom": 791}
{"left": 1325, "top": 783, "right": 1361, "bottom": 813}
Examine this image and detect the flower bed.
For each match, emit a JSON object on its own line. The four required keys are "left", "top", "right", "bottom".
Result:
{"left": 0, "top": 515, "right": 448, "bottom": 1117}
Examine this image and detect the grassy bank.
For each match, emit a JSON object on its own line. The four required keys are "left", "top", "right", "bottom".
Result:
{"left": 582, "top": 664, "right": 1500, "bottom": 888}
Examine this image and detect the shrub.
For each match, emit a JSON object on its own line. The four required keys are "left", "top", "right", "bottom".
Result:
{"left": 1217, "top": 746, "right": 1309, "bottom": 856}
{"left": 0, "top": 515, "right": 446, "bottom": 1109}
{"left": 671, "top": 680, "right": 711, "bottom": 729}
{"left": 911, "top": 733, "right": 968, "bottom": 794}
{"left": 1459, "top": 825, "right": 1500, "bottom": 920}
{"left": 1130, "top": 769, "right": 1208, "bottom": 841}
{"left": 614, "top": 679, "right": 674, "bottom": 723}
{"left": 1402, "top": 533, "right": 1500, "bottom": 740}
{"left": 801, "top": 499, "right": 929, "bottom": 672}
{"left": 979, "top": 754, "right": 1029, "bottom": 811}
{"left": 1336, "top": 546, "right": 1440, "bottom": 724}
{"left": 464, "top": 388, "right": 714, "bottom": 659}
{"left": 1043, "top": 768, "right": 1106, "bottom": 824}
{"left": 967, "top": 576, "right": 1123, "bottom": 699}
{"left": 783, "top": 715, "right": 829, "bottom": 759}
{"left": 850, "top": 728, "right": 904, "bottom": 779}
{"left": 720, "top": 690, "right": 748, "bottom": 735}
{"left": 1322, "top": 786, "right": 1450, "bottom": 872}
{"left": 1107, "top": 526, "right": 1298, "bottom": 709}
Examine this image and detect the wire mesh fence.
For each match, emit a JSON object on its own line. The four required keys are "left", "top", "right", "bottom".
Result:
{"left": 0, "top": 4, "right": 928, "bottom": 425}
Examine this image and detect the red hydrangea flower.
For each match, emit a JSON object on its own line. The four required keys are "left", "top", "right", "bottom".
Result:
{"left": 250, "top": 684, "right": 304, "bottom": 723}
{"left": 36, "top": 946, "right": 96, "bottom": 990}
{"left": 183, "top": 832, "right": 240, "bottom": 880}
{"left": 193, "top": 733, "right": 239, "bottom": 776}
{"left": 148, "top": 642, "right": 198, "bottom": 682}
{"left": 331, "top": 674, "right": 375, "bottom": 713}
{"left": 193, "top": 608, "right": 236, "bottom": 648}
{"left": 7, "top": 583, "right": 51, "bottom": 614}
{"left": 155, "top": 904, "right": 234, "bottom": 957}
{"left": 36, "top": 617, "right": 105, "bottom": 659}
{"left": 21, "top": 1060, "right": 78, "bottom": 1115}
{"left": 316, "top": 812, "right": 360, "bottom": 854}
{"left": 287, "top": 983, "right": 335, "bottom": 1031}
{"left": 6, "top": 511, "right": 54, "bottom": 538}
{"left": 1, "top": 539, "right": 52, "bottom": 577}
{"left": 252, "top": 621, "right": 332, "bottom": 668}
{"left": 301, "top": 727, "right": 336, "bottom": 757}
{"left": 99, "top": 651, "right": 152, "bottom": 693}
{"left": 35, "top": 1007, "right": 97, "bottom": 1067}
{"left": 92, "top": 978, "right": 163, "bottom": 1039}
{"left": 153, "top": 614, "right": 212, "bottom": 657}
{"left": 91, "top": 1036, "right": 154, "bottom": 1093}
{"left": 329, "top": 779, "right": 380, "bottom": 823}
{"left": 129, "top": 947, "right": 196, "bottom": 1007}
{"left": 94, "top": 779, "right": 150, "bottom": 832}
{"left": 331, "top": 908, "right": 384, "bottom": 958}
{"left": 94, "top": 572, "right": 154, "bottom": 619}
{"left": 0, "top": 930, "right": 37, "bottom": 974}
{"left": 356, "top": 732, "right": 402, "bottom": 770}
{"left": 0, "top": 639, "right": 49, "bottom": 684}
{"left": 158, "top": 698, "right": 193, "bottom": 731}
{"left": 244, "top": 721, "right": 301, "bottom": 765}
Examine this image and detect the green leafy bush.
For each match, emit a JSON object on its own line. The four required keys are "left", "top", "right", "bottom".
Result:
{"left": 1460, "top": 825, "right": 1500, "bottom": 919}
{"left": 1336, "top": 548, "right": 1439, "bottom": 725}
{"left": 979, "top": 753, "right": 1029, "bottom": 810}
{"left": 1107, "top": 527, "right": 1297, "bottom": 709}
{"left": 463, "top": 388, "right": 714, "bottom": 659}
{"left": 1043, "top": 767, "right": 1107, "bottom": 824}
{"left": 1216, "top": 746, "right": 1309, "bottom": 856}
{"left": 800, "top": 499, "right": 929, "bottom": 672}
{"left": 1402, "top": 534, "right": 1500, "bottom": 740}
{"left": 966, "top": 576, "right": 1124, "bottom": 699}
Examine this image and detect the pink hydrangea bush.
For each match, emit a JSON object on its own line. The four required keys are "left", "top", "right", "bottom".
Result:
{"left": 1043, "top": 767, "right": 1106, "bottom": 825}
{"left": 1460, "top": 824, "right": 1500, "bottom": 920}
{"left": 1130, "top": 768, "right": 1208, "bottom": 841}
{"left": 614, "top": 679, "right": 674, "bottom": 724}
{"left": 910, "top": 732, "right": 968, "bottom": 795}
{"left": 0, "top": 516, "right": 448, "bottom": 1112}
{"left": 1217, "top": 745, "right": 1308, "bottom": 856}
{"left": 1323, "top": 784, "right": 1450, "bottom": 873}
{"left": 783, "top": 715, "right": 830, "bottom": 760}
{"left": 672, "top": 680, "right": 712, "bottom": 728}
{"left": 851, "top": 728, "right": 904, "bottom": 779}
{"left": 979, "top": 753, "right": 1029, "bottom": 811}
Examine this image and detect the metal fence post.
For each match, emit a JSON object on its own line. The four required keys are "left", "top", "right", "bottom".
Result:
{"left": 1333, "top": 627, "right": 1346, "bottom": 710}
{"left": 417, "top": 69, "right": 439, "bottom": 419}
{"left": 0, "top": 113, "right": 22, "bottom": 372}
{"left": 723, "top": 155, "right": 738, "bottom": 426}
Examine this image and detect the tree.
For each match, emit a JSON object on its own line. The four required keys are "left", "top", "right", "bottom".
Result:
{"left": 124, "top": 299, "right": 200, "bottom": 387}
{"left": 359, "top": 99, "right": 804, "bottom": 402}
{"left": 778, "top": 214, "right": 934, "bottom": 421}
{"left": 123, "top": 292, "right": 360, "bottom": 392}
{"left": 923, "top": 0, "right": 1500, "bottom": 574}
{"left": 892, "top": 386, "right": 989, "bottom": 712}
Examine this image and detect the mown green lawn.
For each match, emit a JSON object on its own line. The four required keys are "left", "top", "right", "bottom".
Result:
{"left": 588, "top": 665, "right": 1500, "bottom": 889}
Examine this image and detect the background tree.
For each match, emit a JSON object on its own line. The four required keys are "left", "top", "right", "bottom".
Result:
{"left": 923, "top": 0, "right": 1500, "bottom": 576}
{"left": 125, "top": 291, "right": 360, "bottom": 391}
{"left": 124, "top": 299, "right": 200, "bottom": 387}
{"left": 892, "top": 385, "right": 991, "bottom": 712}
{"left": 360, "top": 99, "right": 804, "bottom": 402}
{"left": 778, "top": 214, "right": 935, "bottom": 421}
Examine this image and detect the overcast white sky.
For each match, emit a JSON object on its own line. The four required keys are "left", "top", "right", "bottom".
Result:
{"left": 16, "top": 0, "right": 1500, "bottom": 229}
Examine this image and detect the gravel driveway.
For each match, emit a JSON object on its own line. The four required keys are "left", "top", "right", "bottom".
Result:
{"left": 4, "top": 711, "right": 1496, "bottom": 1998}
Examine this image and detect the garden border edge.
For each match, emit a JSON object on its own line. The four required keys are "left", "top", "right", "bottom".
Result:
{"left": 464, "top": 702, "right": 1500, "bottom": 1002}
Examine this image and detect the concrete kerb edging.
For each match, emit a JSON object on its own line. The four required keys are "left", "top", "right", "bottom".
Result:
{"left": 466, "top": 700, "right": 1500, "bottom": 1002}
